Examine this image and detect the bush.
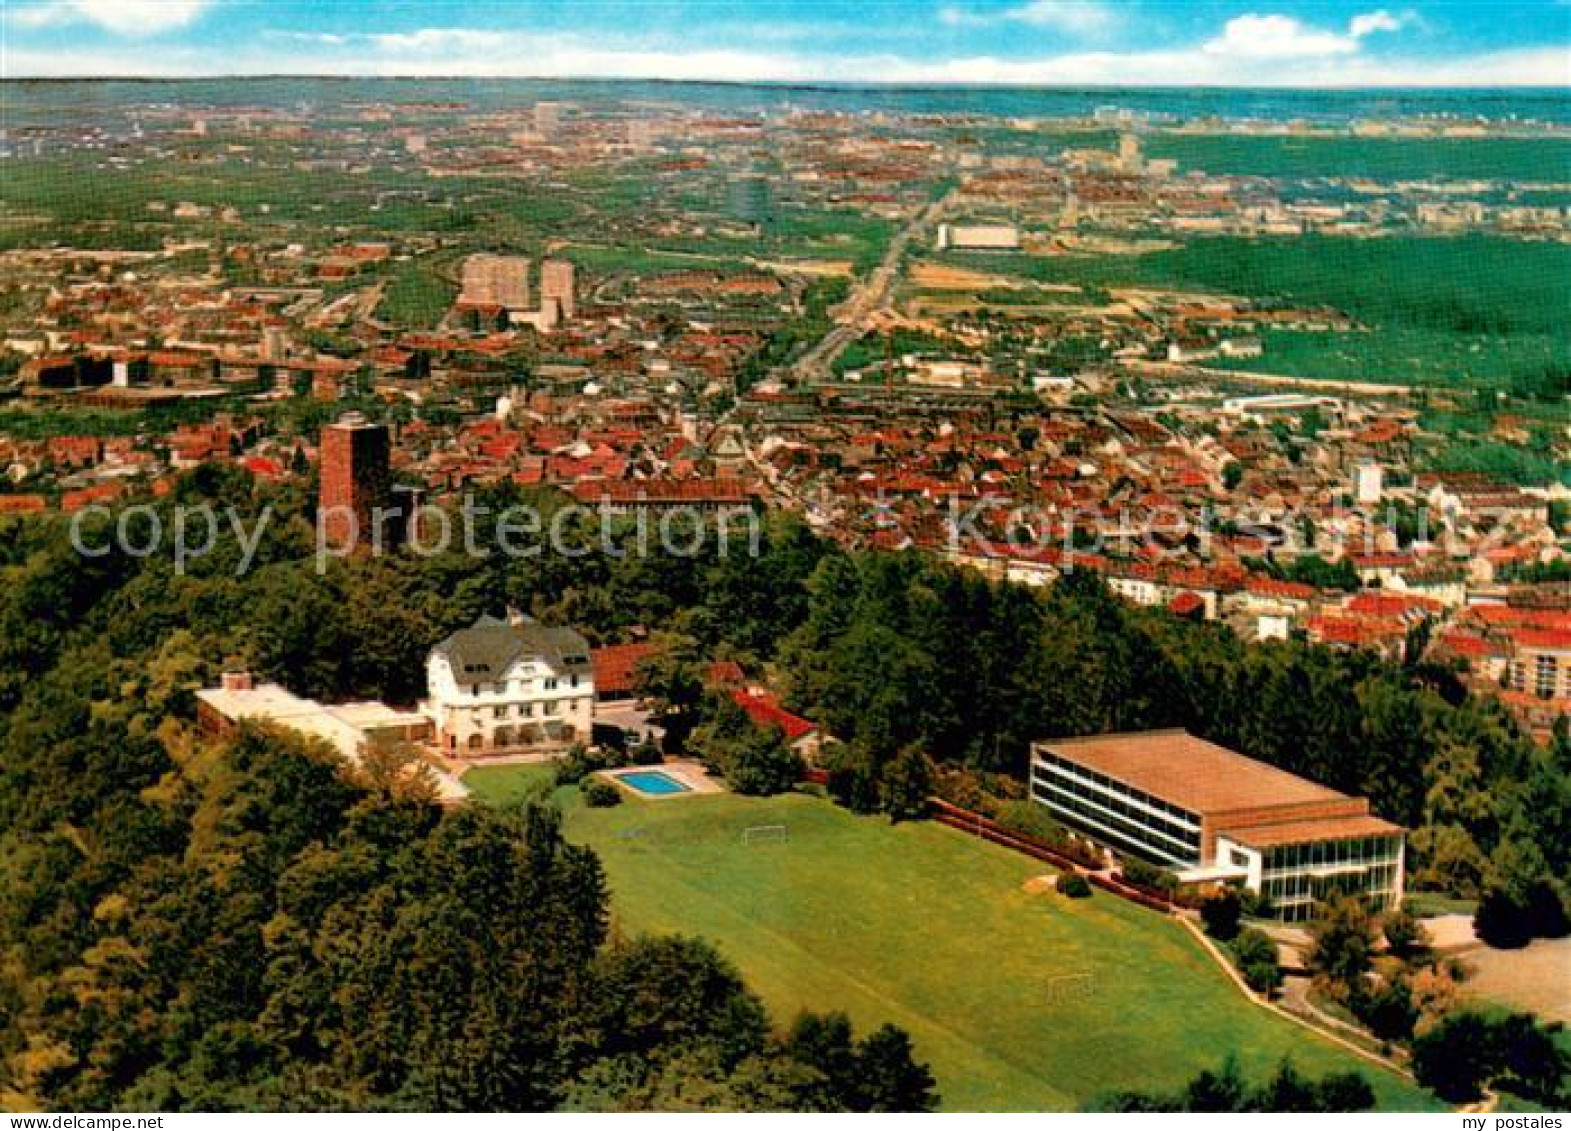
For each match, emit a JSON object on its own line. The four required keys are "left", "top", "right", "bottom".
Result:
{"left": 629, "top": 738, "right": 665, "bottom": 766}
{"left": 581, "top": 778, "right": 622, "bottom": 808}
{"left": 1120, "top": 857, "right": 1179, "bottom": 895}
{"left": 1057, "top": 873, "right": 1092, "bottom": 899}
{"left": 879, "top": 745, "right": 933, "bottom": 822}
{"left": 555, "top": 743, "right": 626, "bottom": 786}
{"left": 996, "top": 799, "right": 1067, "bottom": 842}
{"left": 1351, "top": 976, "right": 1417, "bottom": 1042}
{"left": 1474, "top": 887, "right": 1534, "bottom": 949}
{"left": 1381, "top": 907, "right": 1428, "bottom": 959}
{"left": 994, "top": 801, "right": 1104, "bottom": 869}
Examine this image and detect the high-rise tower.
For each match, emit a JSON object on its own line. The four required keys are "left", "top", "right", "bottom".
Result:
{"left": 540, "top": 258, "right": 575, "bottom": 322}
{"left": 319, "top": 412, "right": 412, "bottom": 552}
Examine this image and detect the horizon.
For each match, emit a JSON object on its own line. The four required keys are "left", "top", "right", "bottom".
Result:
{"left": 3, "top": 0, "right": 1568, "bottom": 87}
{"left": 2, "top": 75, "right": 1568, "bottom": 91}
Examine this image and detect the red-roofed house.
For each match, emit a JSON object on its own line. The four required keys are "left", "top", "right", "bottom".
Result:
{"left": 730, "top": 687, "right": 822, "bottom": 761}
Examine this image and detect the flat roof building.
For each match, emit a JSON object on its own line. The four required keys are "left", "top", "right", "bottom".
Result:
{"left": 1030, "top": 730, "right": 1403, "bottom": 920}
{"left": 196, "top": 671, "right": 468, "bottom": 806}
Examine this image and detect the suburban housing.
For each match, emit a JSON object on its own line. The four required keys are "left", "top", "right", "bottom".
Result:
{"left": 1030, "top": 730, "right": 1404, "bottom": 921}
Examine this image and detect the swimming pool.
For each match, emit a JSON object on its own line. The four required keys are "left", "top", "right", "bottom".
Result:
{"left": 616, "top": 770, "right": 692, "bottom": 796}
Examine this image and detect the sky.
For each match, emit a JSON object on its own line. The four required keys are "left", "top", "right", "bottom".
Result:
{"left": 1, "top": 0, "right": 1568, "bottom": 86}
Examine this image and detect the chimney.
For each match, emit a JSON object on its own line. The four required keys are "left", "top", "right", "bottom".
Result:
{"left": 221, "top": 669, "right": 253, "bottom": 692}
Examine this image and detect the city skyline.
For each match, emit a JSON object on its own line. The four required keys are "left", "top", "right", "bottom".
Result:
{"left": 3, "top": 0, "right": 1568, "bottom": 86}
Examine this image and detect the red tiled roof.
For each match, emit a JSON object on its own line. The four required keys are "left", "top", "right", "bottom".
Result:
{"left": 730, "top": 687, "right": 817, "bottom": 741}
{"left": 1513, "top": 628, "right": 1571, "bottom": 652}
{"left": 590, "top": 642, "right": 661, "bottom": 697}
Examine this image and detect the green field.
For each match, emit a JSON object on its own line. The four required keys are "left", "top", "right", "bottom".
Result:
{"left": 465, "top": 768, "right": 1438, "bottom": 1111}
{"left": 1143, "top": 133, "right": 1571, "bottom": 183}
{"left": 933, "top": 235, "right": 1570, "bottom": 393}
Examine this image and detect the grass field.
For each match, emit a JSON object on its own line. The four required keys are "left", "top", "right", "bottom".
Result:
{"left": 464, "top": 767, "right": 1439, "bottom": 1111}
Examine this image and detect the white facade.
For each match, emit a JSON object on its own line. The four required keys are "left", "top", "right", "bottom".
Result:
{"left": 1030, "top": 734, "right": 1405, "bottom": 921}
{"left": 423, "top": 615, "right": 595, "bottom": 756}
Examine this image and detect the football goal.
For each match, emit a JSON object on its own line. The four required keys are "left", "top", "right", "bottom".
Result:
{"left": 741, "top": 824, "right": 788, "bottom": 845}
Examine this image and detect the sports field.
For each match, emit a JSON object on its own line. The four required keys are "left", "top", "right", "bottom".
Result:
{"left": 464, "top": 769, "right": 1439, "bottom": 1111}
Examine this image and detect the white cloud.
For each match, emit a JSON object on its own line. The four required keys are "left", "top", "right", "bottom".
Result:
{"left": 1349, "top": 9, "right": 1409, "bottom": 38}
{"left": 1202, "top": 9, "right": 1421, "bottom": 60}
{"left": 939, "top": 0, "right": 1117, "bottom": 36}
{"left": 9, "top": 0, "right": 213, "bottom": 35}
{"left": 1203, "top": 14, "right": 1359, "bottom": 59}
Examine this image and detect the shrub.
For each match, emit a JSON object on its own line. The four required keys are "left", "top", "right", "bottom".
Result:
{"left": 1230, "top": 928, "right": 1283, "bottom": 995}
{"left": 996, "top": 799, "right": 1067, "bottom": 842}
{"left": 879, "top": 745, "right": 933, "bottom": 822}
{"left": 1057, "top": 873, "right": 1092, "bottom": 899}
{"left": 1120, "top": 857, "right": 1179, "bottom": 895}
{"left": 1381, "top": 907, "right": 1428, "bottom": 959}
{"left": 555, "top": 743, "right": 626, "bottom": 786}
{"left": 1351, "top": 976, "right": 1417, "bottom": 1043}
{"left": 582, "top": 778, "right": 623, "bottom": 808}
{"left": 629, "top": 738, "right": 664, "bottom": 766}
{"left": 994, "top": 801, "right": 1104, "bottom": 868}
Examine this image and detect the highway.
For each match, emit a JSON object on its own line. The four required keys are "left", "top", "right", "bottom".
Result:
{"left": 786, "top": 187, "right": 955, "bottom": 385}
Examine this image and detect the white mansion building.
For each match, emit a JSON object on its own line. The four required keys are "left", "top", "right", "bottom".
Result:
{"left": 421, "top": 614, "right": 595, "bottom": 756}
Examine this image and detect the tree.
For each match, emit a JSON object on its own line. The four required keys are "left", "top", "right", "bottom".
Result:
{"left": 783, "top": 1012, "right": 859, "bottom": 1111}
{"left": 1475, "top": 886, "right": 1534, "bottom": 949}
{"left": 721, "top": 724, "right": 803, "bottom": 797}
{"left": 878, "top": 745, "right": 932, "bottom": 822}
{"left": 823, "top": 741, "right": 880, "bottom": 814}
{"left": 1200, "top": 887, "right": 1243, "bottom": 941}
{"left": 587, "top": 935, "right": 770, "bottom": 1074}
{"left": 634, "top": 637, "right": 708, "bottom": 755}
{"left": 1230, "top": 928, "right": 1282, "bottom": 995}
{"left": 1494, "top": 1012, "right": 1570, "bottom": 1106}
{"left": 692, "top": 694, "right": 803, "bottom": 796}
{"left": 1257, "top": 1058, "right": 1318, "bottom": 1112}
{"left": 1315, "top": 1071, "right": 1375, "bottom": 1112}
{"left": 1352, "top": 976, "right": 1417, "bottom": 1043}
{"left": 1382, "top": 906, "right": 1428, "bottom": 959}
{"left": 1183, "top": 1054, "right": 1247, "bottom": 1112}
{"left": 1412, "top": 1011, "right": 1498, "bottom": 1103}
{"left": 1305, "top": 894, "right": 1378, "bottom": 994}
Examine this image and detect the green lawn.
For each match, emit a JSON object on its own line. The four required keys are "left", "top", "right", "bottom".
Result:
{"left": 464, "top": 768, "right": 1439, "bottom": 1111}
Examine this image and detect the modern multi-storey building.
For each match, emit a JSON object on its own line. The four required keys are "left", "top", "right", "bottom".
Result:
{"left": 422, "top": 614, "right": 595, "bottom": 756}
{"left": 540, "top": 258, "right": 576, "bottom": 322}
{"left": 460, "top": 253, "right": 531, "bottom": 310}
{"left": 1030, "top": 730, "right": 1404, "bottom": 921}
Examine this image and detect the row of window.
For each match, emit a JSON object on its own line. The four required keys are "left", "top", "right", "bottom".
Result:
{"left": 1260, "top": 835, "right": 1401, "bottom": 872}
{"left": 467, "top": 673, "right": 583, "bottom": 697}
{"left": 1262, "top": 864, "right": 1400, "bottom": 921}
{"left": 1510, "top": 655, "right": 1565, "bottom": 701}
{"left": 1034, "top": 750, "right": 1200, "bottom": 829}
{"left": 486, "top": 697, "right": 590, "bottom": 720}
{"left": 1031, "top": 781, "right": 1197, "bottom": 867}
{"left": 1031, "top": 760, "right": 1200, "bottom": 852}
